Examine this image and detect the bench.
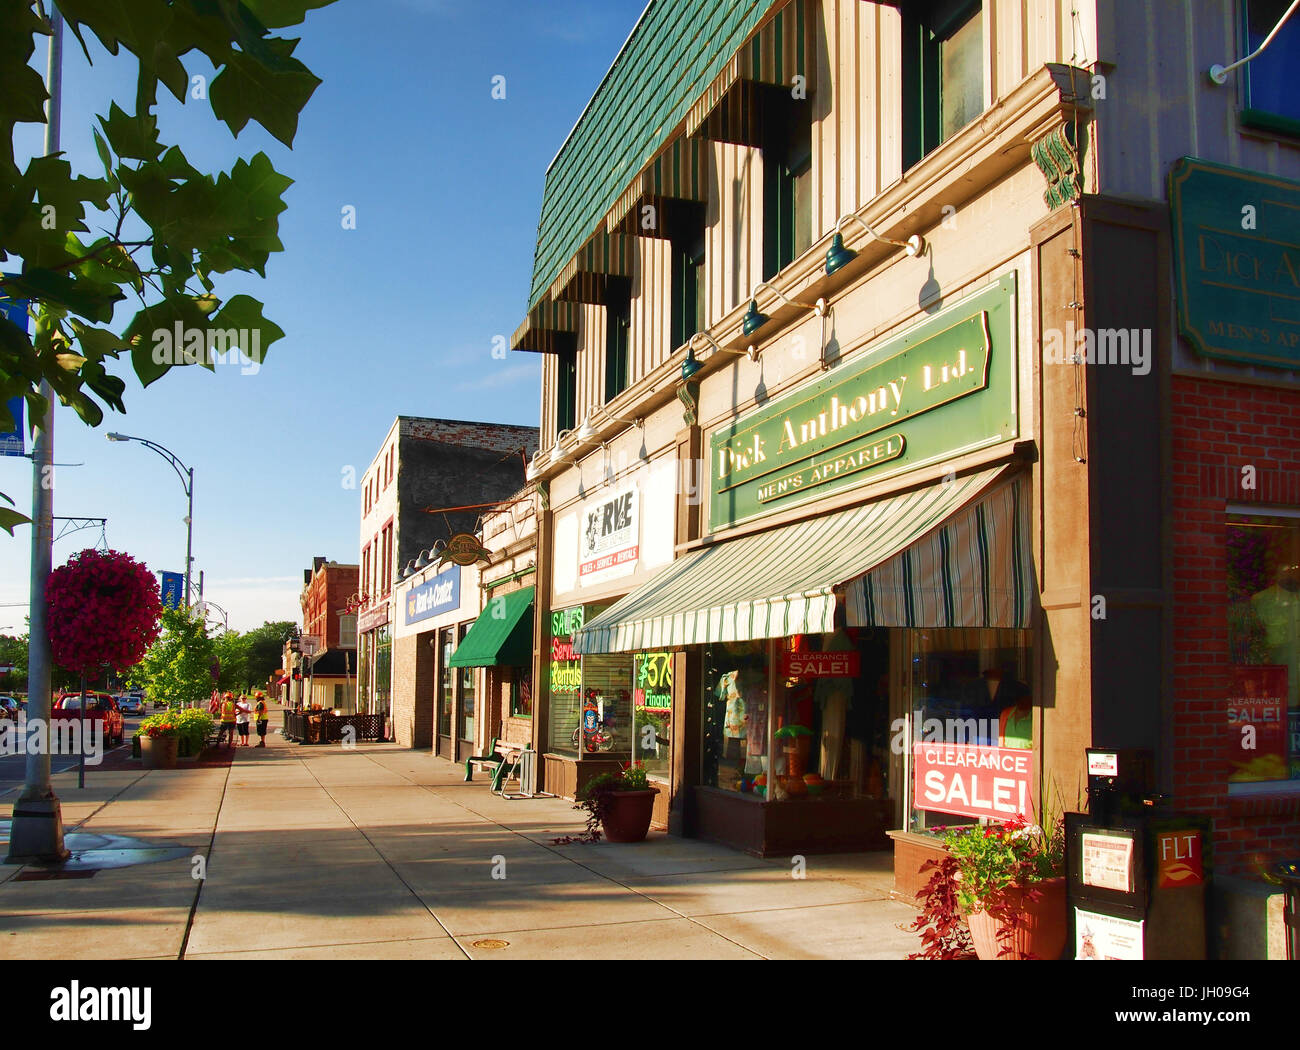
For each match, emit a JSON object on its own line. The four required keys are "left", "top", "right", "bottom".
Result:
{"left": 465, "top": 737, "right": 525, "bottom": 794}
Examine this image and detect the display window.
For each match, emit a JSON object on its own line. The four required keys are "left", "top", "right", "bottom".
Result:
{"left": 703, "top": 640, "right": 770, "bottom": 796}
{"left": 633, "top": 651, "right": 672, "bottom": 783}
{"left": 458, "top": 622, "right": 475, "bottom": 743}
{"left": 511, "top": 668, "right": 532, "bottom": 718}
{"left": 906, "top": 627, "right": 1033, "bottom": 831}
{"left": 546, "top": 603, "right": 637, "bottom": 758}
{"left": 438, "top": 626, "right": 454, "bottom": 739}
{"left": 548, "top": 606, "right": 584, "bottom": 755}
{"left": 1227, "top": 512, "right": 1300, "bottom": 792}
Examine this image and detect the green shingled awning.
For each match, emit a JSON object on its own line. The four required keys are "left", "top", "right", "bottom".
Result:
{"left": 448, "top": 587, "right": 535, "bottom": 667}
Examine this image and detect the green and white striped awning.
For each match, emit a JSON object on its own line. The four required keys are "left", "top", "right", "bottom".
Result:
{"left": 572, "top": 465, "right": 1030, "bottom": 655}
{"left": 846, "top": 472, "right": 1032, "bottom": 629}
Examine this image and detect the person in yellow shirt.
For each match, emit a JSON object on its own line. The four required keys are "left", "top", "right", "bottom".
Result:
{"left": 219, "top": 693, "right": 238, "bottom": 749}
{"left": 253, "top": 692, "right": 269, "bottom": 747}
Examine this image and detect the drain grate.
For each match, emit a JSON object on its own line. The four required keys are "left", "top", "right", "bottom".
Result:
{"left": 471, "top": 939, "right": 509, "bottom": 950}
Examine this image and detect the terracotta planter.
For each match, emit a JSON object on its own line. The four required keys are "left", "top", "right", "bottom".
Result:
{"left": 965, "top": 876, "right": 1067, "bottom": 960}
{"left": 140, "top": 734, "right": 179, "bottom": 770}
{"left": 600, "top": 788, "right": 659, "bottom": 843}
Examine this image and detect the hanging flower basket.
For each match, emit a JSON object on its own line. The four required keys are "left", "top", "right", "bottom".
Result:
{"left": 47, "top": 548, "right": 163, "bottom": 675}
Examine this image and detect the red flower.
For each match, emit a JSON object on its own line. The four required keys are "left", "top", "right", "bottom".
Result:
{"left": 47, "top": 548, "right": 163, "bottom": 675}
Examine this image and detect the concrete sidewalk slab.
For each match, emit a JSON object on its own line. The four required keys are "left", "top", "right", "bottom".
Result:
{"left": 0, "top": 715, "right": 924, "bottom": 960}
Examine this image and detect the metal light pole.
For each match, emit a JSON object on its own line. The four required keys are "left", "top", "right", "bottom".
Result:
{"left": 105, "top": 433, "right": 194, "bottom": 604}
{"left": 7, "top": 6, "right": 68, "bottom": 865}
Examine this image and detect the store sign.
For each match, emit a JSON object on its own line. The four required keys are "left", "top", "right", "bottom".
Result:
{"left": 912, "top": 742, "right": 1033, "bottom": 821}
{"left": 440, "top": 532, "right": 490, "bottom": 566}
{"left": 709, "top": 274, "right": 1016, "bottom": 529}
{"left": 634, "top": 651, "right": 672, "bottom": 709}
{"left": 1156, "top": 830, "right": 1204, "bottom": 888}
{"left": 579, "top": 485, "right": 639, "bottom": 583}
{"left": 1227, "top": 664, "right": 1288, "bottom": 782}
{"left": 782, "top": 651, "right": 860, "bottom": 678}
{"left": 549, "top": 606, "right": 583, "bottom": 693}
{"left": 358, "top": 603, "right": 389, "bottom": 634}
{"left": 404, "top": 564, "right": 460, "bottom": 625}
{"left": 1170, "top": 158, "right": 1300, "bottom": 370}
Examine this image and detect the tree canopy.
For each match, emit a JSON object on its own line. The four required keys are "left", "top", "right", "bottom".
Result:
{"left": 0, "top": 1, "right": 335, "bottom": 532}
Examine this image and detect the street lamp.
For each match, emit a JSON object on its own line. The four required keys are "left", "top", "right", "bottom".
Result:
{"left": 107, "top": 433, "right": 195, "bottom": 606}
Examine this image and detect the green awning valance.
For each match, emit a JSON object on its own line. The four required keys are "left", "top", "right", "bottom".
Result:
{"left": 448, "top": 586, "right": 535, "bottom": 668}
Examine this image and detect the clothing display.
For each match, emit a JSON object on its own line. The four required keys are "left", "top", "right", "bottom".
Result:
{"left": 1251, "top": 584, "right": 1300, "bottom": 707}
{"left": 720, "top": 672, "right": 747, "bottom": 738}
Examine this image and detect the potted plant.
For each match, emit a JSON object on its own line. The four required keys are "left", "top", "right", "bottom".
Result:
{"left": 943, "top": 814, "right": 1067, "bottom": 960}
{"left": 774, "top": 722, "right": 813, "bottom": 795}
{"left": 558, "top": 761, "right": 659, "bottom": 844}
{"left": 138, "top": 716, "right": 181, "bottom": 770}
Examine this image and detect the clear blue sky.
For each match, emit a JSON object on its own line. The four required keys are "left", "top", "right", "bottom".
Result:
{"left": 0, "top": 0, "right": 649, "bottom": 632}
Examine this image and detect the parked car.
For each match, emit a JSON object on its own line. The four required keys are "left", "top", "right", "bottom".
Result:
{"left": 0, "top": 696, "right": 19, "bottom": 720}
{"left": 117, "top": 695, "right": 145, "bottom": 715}
{"left": 51, "top": 692, "right": 124, "bottom": 746}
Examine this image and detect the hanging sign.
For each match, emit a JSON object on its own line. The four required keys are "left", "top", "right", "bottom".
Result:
{"left": 912, "top": 741, "right": 1034, "bottom": 821}
{"left": 709, "top": 274, "right": 1017, "bottom": 529}
{"left": 579, "top": 485, "right": 639, "bottom": 583}
{"left": 0, "top": 299, "right": 27, "bottom": 458}
{"left": 1227, "top": 664, "right": 1288, "bottom": 782}
{"left": 159, "top": 572, "right": 185, "bottom": 610}
{"left": 782, "top": 651, "right": 860, "bottom": 678}
{"left": 1169, "top": 157, "right": 1300, "bottom": 370}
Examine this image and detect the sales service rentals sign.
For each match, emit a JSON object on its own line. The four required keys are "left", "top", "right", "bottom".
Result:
{"left": 579, "top": 484, "right": 639, "bottom": 586}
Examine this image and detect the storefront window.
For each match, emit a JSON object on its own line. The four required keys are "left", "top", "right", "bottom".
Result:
{"left": 1227, "top": 513, "right": 1300, "bottom": 791}
{"left": 374, "top": 625, "right": 391, "bottom": 716}
{"left": 458, "top": 622, "right": 475, "bottom": 743}
{"left": 633, "top": 652, "right": 672, "bottom": 783}
{"left": 581, "top": 653, "right": 632, "bottom": 755}
{"left": 907, "top": 627, "right": 1033, "bottom": 831}
{"left": 548, "top": 607, "right": 583, "bottom": 755}
{"left": 358, "top": 636, "right": 371, "bottom": 712}
{"left": 438, "top": 626, "right": 454, "bottom": 739}
{"left": 511, "top": 668, "right": 532, "bottom": 718}
{"left": 703, "top": 640, "right": 770, "bottom": 796}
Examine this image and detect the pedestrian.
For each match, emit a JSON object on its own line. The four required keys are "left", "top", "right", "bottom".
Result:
{"left": 253, "top": 692, "right": 269, "bottom": 747}
{"left": 235, "top": 695, "right": 251, "bottom": 746}
{"left": 219, "top": 692, "right": 238, "bottom": 748}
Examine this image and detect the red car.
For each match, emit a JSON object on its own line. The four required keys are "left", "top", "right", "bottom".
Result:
{"left": 52, "top": 692, "right": 125, "bottom": 746}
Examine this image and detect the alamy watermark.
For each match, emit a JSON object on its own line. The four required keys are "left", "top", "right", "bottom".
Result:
{"left": 1043, "top": 321, "right": 1151, "bottom": 376}
{"left": 151, "top": 322, "right": 262, "bottom": 375}
{"left": 0, "top": 715, "right": 104, "bottom": 764}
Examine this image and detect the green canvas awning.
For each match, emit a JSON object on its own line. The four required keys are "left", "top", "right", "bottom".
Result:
{"left": 448, "top": 586, "right": 535, "bottom": 668}
{"left": 572, "top": 466, "right": 1029, "bottom": 655}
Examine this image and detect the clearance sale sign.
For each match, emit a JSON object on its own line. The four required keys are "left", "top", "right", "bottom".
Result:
{"left": 913, "top": 743, "right": 1035, "bottom": 821}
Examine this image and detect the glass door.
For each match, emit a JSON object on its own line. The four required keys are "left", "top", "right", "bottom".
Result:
{"left": 457, "top": 623, "right": 475, "bottom": 756}
{"left": 438, "top": 626, "right": 454, "bottom": 758}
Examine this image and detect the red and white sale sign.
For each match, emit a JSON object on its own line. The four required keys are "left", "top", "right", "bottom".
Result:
{"left": 913, "top": 742, "right": 1035, "bottom": 821}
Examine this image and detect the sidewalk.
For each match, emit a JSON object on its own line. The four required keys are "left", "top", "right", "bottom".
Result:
{"left": 0, "top": 706, "right": 922, "bottom": 959}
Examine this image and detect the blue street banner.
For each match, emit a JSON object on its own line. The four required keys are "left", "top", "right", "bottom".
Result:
{"left": 0, "top": 297, "right": 28, "bottom": 457}
{"left": 160, "top": 572, "right": 185, "bottom": 610}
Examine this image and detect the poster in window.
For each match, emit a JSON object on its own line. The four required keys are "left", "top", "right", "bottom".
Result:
{"left": 1075, "top": 909, "right": 1143, "bottom": 961}
{"left": 1227, "top": 664, "right": 1288, "bottom": 782}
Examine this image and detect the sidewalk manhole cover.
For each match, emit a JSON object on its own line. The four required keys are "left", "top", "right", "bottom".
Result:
{"left": 472, "top": 939, "right": 509, "bottom": 950}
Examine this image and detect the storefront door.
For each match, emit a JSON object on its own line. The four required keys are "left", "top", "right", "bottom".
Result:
{"left": 437, "top": 626, "right": 454, "bottom": 759}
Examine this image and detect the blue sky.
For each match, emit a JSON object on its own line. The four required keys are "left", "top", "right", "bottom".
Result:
{"left": 0, "top": 0, "right": 649, "bottom": 632}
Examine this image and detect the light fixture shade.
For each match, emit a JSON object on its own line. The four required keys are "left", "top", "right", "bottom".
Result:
{"left": 415, "top": 550, "right": 432, "bottom": 569}
{"left": 825, "top": 233, "right": 856, "bottom": 276}
{"left": 577, "top": 416, "right": 596, "bottom": 442}
{"left": 741, "top": 299, "right": 769, "bottom": 337}
{"left": 681, "top": 349, "right": 703, "bottom": 381}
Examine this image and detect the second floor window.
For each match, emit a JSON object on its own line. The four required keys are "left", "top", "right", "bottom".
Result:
{"left": 762, "top": 96, "right": 813, "bottom": 281}
{"left": 1241, "top": 0, "right": 1300, "bottom": 132}
{"left": 557, "top": 348, "right": 577, "bottom": 435}
{"left": 903, "top": 0, "right": 984, "bottom": 171}
{"left": 671, "top": 202, "right": 707, "bottom": 351}
{"left": 605, "top": 277, "right": 632, "bottom": 402}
